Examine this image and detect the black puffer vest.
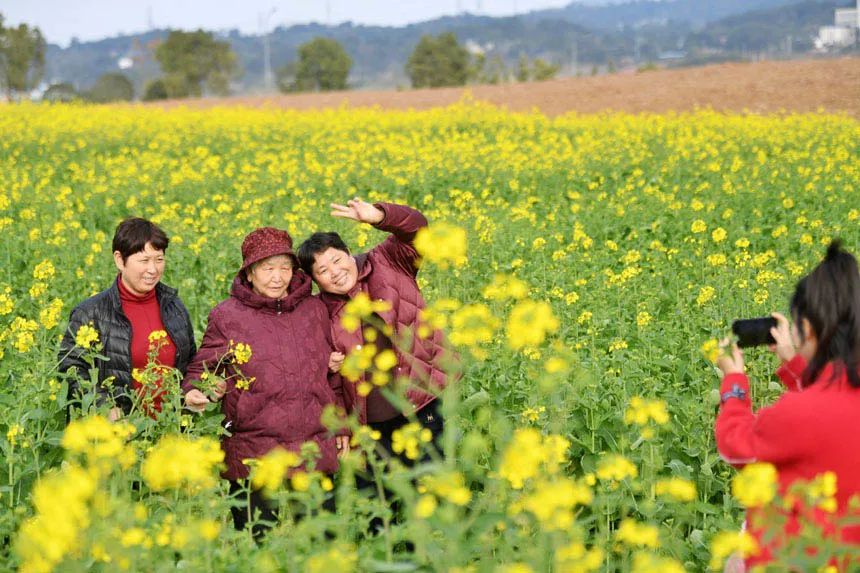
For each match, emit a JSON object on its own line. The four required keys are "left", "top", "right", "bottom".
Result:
{"left": 58, "top": 277, "right": 196, "bottom": 413}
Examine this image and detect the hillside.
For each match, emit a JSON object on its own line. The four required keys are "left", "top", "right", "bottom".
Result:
{"left": 41, "top": 0, "right": 838, "bottom": 93}
{"left": 147, "top": 57, "right": 860, "bottom": 117}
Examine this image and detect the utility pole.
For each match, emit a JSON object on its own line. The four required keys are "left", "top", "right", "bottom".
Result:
{"left": 260, "top": 7, "right": 277, "bottom": 91}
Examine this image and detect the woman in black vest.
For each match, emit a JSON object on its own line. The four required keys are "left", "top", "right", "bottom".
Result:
{"left": 59, "top": 218, "right": 196, "bottom": 420}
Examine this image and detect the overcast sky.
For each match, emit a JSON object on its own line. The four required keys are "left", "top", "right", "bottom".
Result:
{"left": 1, "top": 0, "right": 576, "bottom": 47}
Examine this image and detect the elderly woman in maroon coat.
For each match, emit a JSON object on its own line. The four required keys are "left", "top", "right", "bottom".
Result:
{"left": 182, "top": 227, "right": 346, "bottom": 535}
{"left": 297, "top": 200, "right": 451, "bottom": 464}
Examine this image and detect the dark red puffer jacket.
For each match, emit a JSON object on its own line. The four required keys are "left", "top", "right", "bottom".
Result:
{"left": 182, "top": 270, "right": 343, "bottom": 480}
{"left": 320, "top": 203, "right": 454, "bottom": 424}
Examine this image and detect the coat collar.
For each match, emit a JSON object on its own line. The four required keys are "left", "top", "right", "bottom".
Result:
{"left": 108, "top": 275, "right": 176, "bottom": 310}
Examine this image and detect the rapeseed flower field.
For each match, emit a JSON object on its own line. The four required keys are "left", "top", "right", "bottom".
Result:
{"left": 0, "top": 101, "right": 858, "bottom": 571}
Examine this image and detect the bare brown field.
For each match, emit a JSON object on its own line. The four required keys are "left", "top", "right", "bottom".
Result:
{"left": 150, "top": 57, "right": 860, "bottom": 117}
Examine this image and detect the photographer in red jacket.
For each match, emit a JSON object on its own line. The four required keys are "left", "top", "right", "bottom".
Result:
{"left": 715, "top": 240, "right": 860, "bottom": 568}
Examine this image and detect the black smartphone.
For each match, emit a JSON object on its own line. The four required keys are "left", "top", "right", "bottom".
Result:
{"left": 732, "top": 317, "right": 777, "bottom": 348}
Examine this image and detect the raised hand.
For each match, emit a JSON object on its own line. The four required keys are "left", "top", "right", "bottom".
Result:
{"left": 331, "top": 198, "right": 384, "bottom": 225}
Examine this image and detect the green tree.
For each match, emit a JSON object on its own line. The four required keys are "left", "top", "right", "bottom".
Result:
{"left": 467, "top": 52, "right": 486, "bottom": 84}
{"left": 515, "top": 54, "right": 530, "bottom": 82}
{"left": 482, "top": 54, "right": 508, "bottom": 85}
{"left": 275, "top": 62, "right": 297, "bottom": 93}
{"left": 289, "top": 37, "right": 351, "bottom": 92}
{"left": 0, "top": 16, "right": 46, "bottom": 100}
{"left": 86, "top": 73, "right": 134, "bottom": 103}
{"left": 406, "top": 32, "right": 469, "bottom": 89}
{"left": 42, "top": 82, "right": 78, "bottom": 103}
{"left": 154, "top": 29, "right": 239, "bottom": 98}
{"left": 531, "top": 58, "right": 560, "bottom": 81}
{"left": 142, "top": 79, "right": 169, "bottom": 101}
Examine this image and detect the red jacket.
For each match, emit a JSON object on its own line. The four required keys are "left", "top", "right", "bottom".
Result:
{"left": 716, "top": 356, "right": 860, "bottom": 566}
{"left": 183, "top": 271, "right": 343, "bottom": 480}
{"left": 319, "top": 203, "right": 453, "bottom": 424}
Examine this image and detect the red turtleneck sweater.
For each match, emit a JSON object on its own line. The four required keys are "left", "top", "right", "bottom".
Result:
{"left": 118, "top": 277, "right": 176, "bottom": 412}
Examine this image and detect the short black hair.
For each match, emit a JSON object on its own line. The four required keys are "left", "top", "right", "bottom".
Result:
{"left": 112, "top": 217, "right": 169, "bottom": 261}
{"left": 297, "top": 232, "right": 350, "bottom": 274}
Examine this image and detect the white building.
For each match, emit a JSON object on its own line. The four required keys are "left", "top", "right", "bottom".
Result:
{"left": 816, "top": 0, "right": 859, "bottom": 50}
{"left": 835, "top": 6, "right": 860, "bottom": 29}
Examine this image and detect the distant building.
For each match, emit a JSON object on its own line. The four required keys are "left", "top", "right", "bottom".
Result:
{"left": 835, "top": 5, "right": 860, "bottom": 29}
{"left": 816, "top": 0, "right": 859, "bottom": 50}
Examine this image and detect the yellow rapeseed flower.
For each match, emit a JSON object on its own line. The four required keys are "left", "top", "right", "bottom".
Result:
{"left": 709, "top": 530, "right": 758, "bottom": 570}
{"left": 506, "top": 300, "right": 559, "bottom": 350}
{"left": 414, "top": 223, "right": 468, "bottom": 269}
{"left": 731, "top": 462, "right": 777, "bottom": 508}
{"left": 249, "top": 447, "right": 302, "bottom": 496}
{"left": 482, "top": 273, "right": 529, "bottom": 301}
{"left": 655, "top": 477, "right": 697, "bottom": 502}
{"left": 596, "top": 454, "right": 638, "bottom": 482}
{"left": 304, "top": 545, "right": 358, "bottom": 573}
{"left": 615, "top": 519, "right": 660, "bottom": 548}
{"left": 141, "top": 435, "right": 224, "bottom": 492}
{"left": 74, "top": 323, "right": 100, "bottom": 349}
{"left": 449, "top": 303, "right": 499, "bottom": 347}
{"left": 391, "top": 422, "right": 433, "bottom": 460}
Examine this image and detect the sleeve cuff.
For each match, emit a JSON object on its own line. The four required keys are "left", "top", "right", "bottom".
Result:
{"left": 776, "top": 354, "right": 807, "bottom": 391}
{"left": 372, "top": 202, "right": 390, "bottom": 227}
{"left": 719, "top": 372, "right": 750, "bottom": 405}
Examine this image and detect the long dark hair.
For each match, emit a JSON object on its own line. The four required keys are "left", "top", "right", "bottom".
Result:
{"left": 790, "top": 240, "right": 860, "bottom": 388}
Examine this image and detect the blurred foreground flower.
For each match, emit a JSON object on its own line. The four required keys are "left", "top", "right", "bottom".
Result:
{"left": 248, "top": 447, "right": 302, "bottom": 496}
{"left": 498, "top": 428, "right": 569, "bottom": 489}
{"left": 731, "top": 462, "right": 777, "bottom": 508}
{"left": 142, "top": 435, "right": 224, "bottom": 491}
{"left": 709, "top": 530, "right": 759, "bottom": 570}
{"left": 15, "top": 465, "right": 98, "bottom": 573}
{"left": 414, "top": 222, "right": 468, "bottom": 268}
{"left": 506, "top": 300, "right": 559, "bottom": 350}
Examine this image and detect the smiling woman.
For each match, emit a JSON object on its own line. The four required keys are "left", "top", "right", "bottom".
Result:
{"left": 58, "top": 217, "right": 197, "bottom": 420}
{"left": 181, "top": 226, "right": 348, "bottom": 538}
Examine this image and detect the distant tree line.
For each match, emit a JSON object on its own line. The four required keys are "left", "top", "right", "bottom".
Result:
{"left": 2, "top": 10, "right": 558, "bottom": 103}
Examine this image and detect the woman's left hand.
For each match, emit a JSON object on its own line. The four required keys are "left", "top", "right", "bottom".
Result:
{"left": 328, "top": 352, "right": 345, "bottom": 373}
{"left": 716, "top": 338, "right": 745, "bottom": 376}
{"left": 331, "top": 198, "right": 384, "bottom": 225}
{"left": 335, "top": 435, "right": 350, "bottom": 457}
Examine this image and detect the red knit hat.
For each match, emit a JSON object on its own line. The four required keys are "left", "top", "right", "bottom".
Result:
{"left": 240, "top": 227, "right": 297, "bottom": 272}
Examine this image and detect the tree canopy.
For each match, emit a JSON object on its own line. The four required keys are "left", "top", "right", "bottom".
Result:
{"left": 278, "top": 37, "right": 352, "bottom": 93}
{"left": 154, "top": 29, "right": 239, "bottom": 97}
{"left": 0, "top": 14, "right": 46, "bottom": 100}
{"left": 406, "top": 33, "right": 470, "bottom": 89}
{"left": 86, "top": 73, "right": 134, "bottom": 103}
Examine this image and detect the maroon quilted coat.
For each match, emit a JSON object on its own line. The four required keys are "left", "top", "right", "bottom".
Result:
{"left": 320, "top": 203, "right": 453, "bottom": 424}
{"left": 182, "top": 270, "right": 343, "bottom": 480}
